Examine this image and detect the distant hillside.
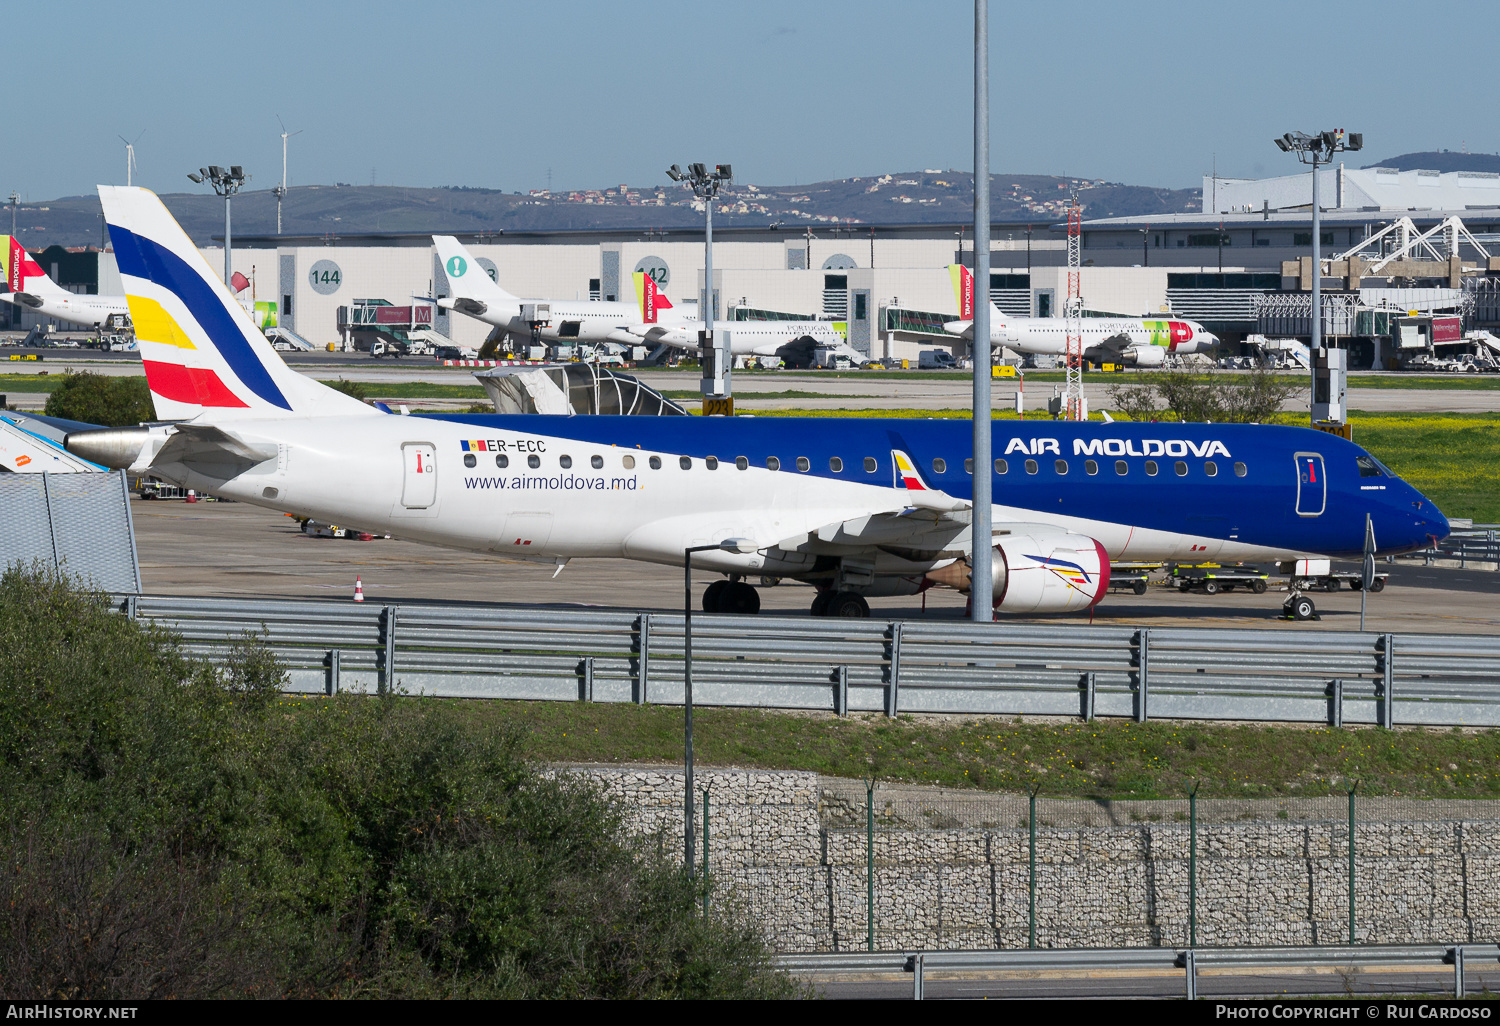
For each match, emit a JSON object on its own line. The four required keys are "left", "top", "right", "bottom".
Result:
{"left": 9, "top": 172, "right": 1200, "bottom": 249}
{"left": 1361, "top": 150, "right": 1500, "bottom": 174}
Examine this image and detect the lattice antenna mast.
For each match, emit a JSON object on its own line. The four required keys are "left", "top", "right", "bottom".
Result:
{"left": 1063, "top": 196, "right": 1085, "bottom": 420}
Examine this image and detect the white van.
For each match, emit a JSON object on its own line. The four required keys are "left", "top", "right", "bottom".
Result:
{"left": 918, "top": 349, "right": 959, "bottom": 370}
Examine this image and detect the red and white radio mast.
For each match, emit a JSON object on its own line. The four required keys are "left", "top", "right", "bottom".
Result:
{"left": 1063, "top": 198, "right": 1085, "bottom": 421}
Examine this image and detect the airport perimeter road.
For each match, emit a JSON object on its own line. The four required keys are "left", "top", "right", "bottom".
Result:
{"left": 131, "top": 497, "right": 1500, "bottom": 634}
{"left": 810, "top": 965, "right": 1500, "bottom": 999}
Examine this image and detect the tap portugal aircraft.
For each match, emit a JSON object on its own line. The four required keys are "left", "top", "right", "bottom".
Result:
{"left": 943, "top": 264, "right": 1218, "bottom": 367}
{"left": 70, "top": 187, "right": 1448, "bottom": 620}
{"left": 1, "top": 236, "right": 130, "bottom": 331}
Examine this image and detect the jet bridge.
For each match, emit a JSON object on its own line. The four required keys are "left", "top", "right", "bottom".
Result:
{"left": 473, "top": 364, "right": 687, "bottom": 416}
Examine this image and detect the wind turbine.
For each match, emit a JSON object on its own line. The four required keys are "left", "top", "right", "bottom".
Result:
{"left": 118, "top": 131, "right": 144, "bottom": 187}
{"left": 273, "top": 116, "right": 303, "bottom": 235}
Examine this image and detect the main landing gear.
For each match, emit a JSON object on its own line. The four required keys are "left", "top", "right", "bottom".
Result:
{"left": 811, "top": 590, "right": 870, "bottom": 618}
{"left": 702, "top": 578, "right": 760, "bottom": 614}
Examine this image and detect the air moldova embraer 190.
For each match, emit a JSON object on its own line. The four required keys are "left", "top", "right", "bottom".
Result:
{"left": 68, "top": 187, "right": 1448, "bottom": 620}
{"left": 943, "top": 264, "right": 1219, "bottom": 367}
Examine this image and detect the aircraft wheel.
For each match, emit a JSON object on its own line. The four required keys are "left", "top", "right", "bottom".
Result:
{"left": 1289, "top": 596, "right": 1317, "bottom": 621}
{"left": 826, "top": 591, "right": 870, "bottom": 618}
{"left": 719, "top": 581, "right": 761, "bottom": 615}
{"left": 1203, "top": 580, "right": 1220, "bottom": 596}
{"left": 702, "top": 580, "right": 728, "bottom": 612}
{"left": 1250, "top": 580, "right": 1268, "bottom": 594}
{"left": 810, "top": 591, "right": 832, "bottom": 617}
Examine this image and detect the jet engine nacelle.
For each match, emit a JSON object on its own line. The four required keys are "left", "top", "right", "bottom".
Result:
{"left": 1123, "top": 345, "right": 1166, "bottom": 367}
{"left": 993, "top": 532, "right": 1110, "bottom": 613}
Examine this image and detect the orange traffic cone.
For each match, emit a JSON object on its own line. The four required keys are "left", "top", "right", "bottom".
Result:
{"left": 353, "top": 576, "right": 365, "bottom": 602}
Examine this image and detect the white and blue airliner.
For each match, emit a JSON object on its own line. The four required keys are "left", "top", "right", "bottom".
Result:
{"left": 67, "top": 187, "right": 1449, "bottom": 620}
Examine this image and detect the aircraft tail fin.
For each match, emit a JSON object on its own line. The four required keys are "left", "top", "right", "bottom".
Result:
{"left": 948, "top": 263, "right": 974, "bottom": 319}
{"left": 632, "top": 271, "right": 673, "bottom": 323}
{"left": 432, "top": 235, "right": 519, "bottom": 306}
{"left": 97, "top": 186, "right": 376, "bottom": 422}
{"left": 4, "top": 236, "right": 70, "bottom": 297}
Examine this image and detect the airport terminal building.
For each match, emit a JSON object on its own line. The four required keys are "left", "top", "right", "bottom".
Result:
{"left": 17, "top": 164, "right": 1500, "bottom": 364}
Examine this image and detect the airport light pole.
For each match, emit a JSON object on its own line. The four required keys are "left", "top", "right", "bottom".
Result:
{"left": 666, "top": 163, "right": 733, "bottom": 413}
{"left": 682, "top": 538, "right": 757, "bottom": 878}
{"left": 1274, "top": 130, "right": 1361, "bottom": 417}
{"left": 8, "top": 192, "right": 16, "bottom": 237}
{"left": 187, "top": 165, "right": 249, "bottom": 286}
{"left": 969, "top": 0, "right": 994, "bottom": 622}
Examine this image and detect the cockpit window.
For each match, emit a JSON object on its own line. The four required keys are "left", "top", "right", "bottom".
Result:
{"left": 1356, "top": 455, "right": 1384, "bottom": 478}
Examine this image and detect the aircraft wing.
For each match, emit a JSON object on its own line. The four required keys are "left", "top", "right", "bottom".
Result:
{"left": 1084, "top": 331, "right": 1136, "bottom": 355}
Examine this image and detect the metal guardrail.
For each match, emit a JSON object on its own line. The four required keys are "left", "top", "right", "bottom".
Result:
{"left": 115, "top": 594, "right": 1500, "bottom": 727}
{"left": 778, "top": 944, "right": 1500, "bottom": 1000}
{"left": 1414, "top": 528, "right": 1500, "bottom": 569}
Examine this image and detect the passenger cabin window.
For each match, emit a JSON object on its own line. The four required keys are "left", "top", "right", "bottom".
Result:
{"left": 464, "top": 454, "right": 476, "bottom": 468}
{"left": 1204, "top": 461, "right": 1217, "bottom": 477}
{"left": 528, "top": 455, "right": 540, "bottom": 469}
{"left": 1115, "top": 460, "right": 1127, "bottom": 475}
{"left": 796, "top": 457, "right": 810, "bottom": 472}
{"left": 767, "top": 456, "right": 780, "bottom": 471}
{"left": 735, "top": 456, "right": 748, "bottom": 470}
{"left": 705, "top": 456, "right": 719, "bottom": 470}
{"left": 559, "top": 455, "right": 572, "bottom": 469}
{"left": 1357, "top": 455, "right": 1384, "bottom": 478}
{"left": 1145, "top": 460, "right": 1158, "bottom": 476}
{"left": 497, "top": 454, "right": 509, "bottom": 469}
{"left": 1174, "top": 460, "right": 1187, "bottom": 476}
{"left": 932, "top": 458, "right": 947, "bottom": 474}
{"left": 995, "top": 459, "right": 1008, "bottom": 475}
{"left": 591, "top": 455, "right": 604, "bottom": 469}
{"left": 1025, "top": 459, "right": 1038, "bottom": 475}
{"left": 864, "top": 457, "right": 877, "bottom": 473}
{"left": 679, "top": 456, "right": 692, "bottom": 469}
{"left": 623, "top": 455, "right": 635, "bottom": 470}
{"left": 1085, "top": 459, "right": 1098, "bottom": 475}
{"left": 829, "top": 457, "right": 843, "bottom": 472}
{"left": 1055, "top": 459, "right": 1068, "bottom": 475}
{"left": 964, "top": 458, "right": 973, "bottom": 474}
{"left": 649, "top": 456, "right": 661, "bottom": 470}
{"left": 1233, "top": 462, "right": 1247, "bottom": 477}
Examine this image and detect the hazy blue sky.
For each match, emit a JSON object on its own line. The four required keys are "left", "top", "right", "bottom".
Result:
{"left": 7, "top": 0, "right": 1494, "bottom": 201}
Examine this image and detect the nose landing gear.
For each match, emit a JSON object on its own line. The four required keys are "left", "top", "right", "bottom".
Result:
{"left": 1283, "top": 594, "right": 1319, "bottom": 621}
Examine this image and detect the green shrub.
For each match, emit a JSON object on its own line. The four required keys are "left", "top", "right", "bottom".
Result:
{"left": 0, "top": 567, "right": 795, "bottom": 1000}
{"left": 42, "top": 372, "right": 155, "bottom": 426}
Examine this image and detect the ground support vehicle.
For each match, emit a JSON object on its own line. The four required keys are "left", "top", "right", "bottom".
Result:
{"left": 1170, "top": 563, "right": 1270, "bottom": 595}
{"left": 1107, "top": 563, "right": 1161, "bottom": 595}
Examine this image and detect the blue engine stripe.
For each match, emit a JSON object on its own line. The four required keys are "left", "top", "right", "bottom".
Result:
{"left": 109, "top": 224, "right": 292, "bottom": 411}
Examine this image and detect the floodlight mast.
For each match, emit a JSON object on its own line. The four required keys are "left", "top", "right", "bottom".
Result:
{"left": 666, "top": 161, "right": 734, "bottom": 412}
{"left": 1274, "top": 129, "right": 1362, "bottom": 423}
{"left": 188, "top": 164, "right": 250, "bottom": 286}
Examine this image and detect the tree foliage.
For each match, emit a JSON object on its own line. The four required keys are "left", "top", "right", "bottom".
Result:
{"left": 42, "top": 372, "right": 155, "bottom": 427}
{"left": 1104, "top": 365, "right": 1300, "bottom": 423}
{"left": 0, "top": 568, "right": 796, "bottom": 1000}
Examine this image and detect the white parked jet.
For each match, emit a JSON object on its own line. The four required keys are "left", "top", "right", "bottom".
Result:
{"left": 67, "top": 187, "right": 1446, "bottom": 623}
{"left": 943, "top": 264, "right": 1219, "bottom": 367}
{"left": 431, "top": 235, "right": 688, "bottom": 345}
{"left": 1, "top": 236, "right": 131, "bottom": 332}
